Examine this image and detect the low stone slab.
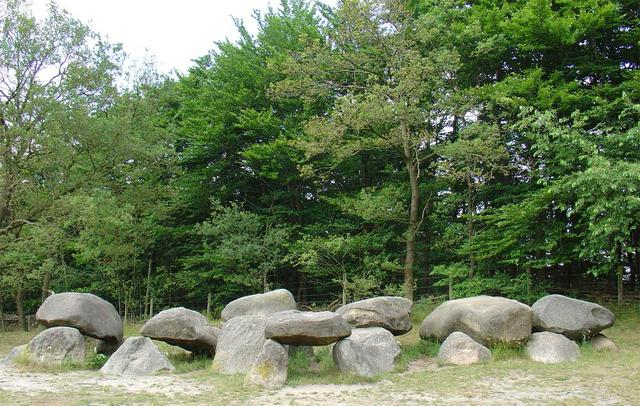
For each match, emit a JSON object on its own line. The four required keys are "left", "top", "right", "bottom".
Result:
{"left": 221, "top": 289, "right": 296, "bottom": 322}
{"left": 27, "top": 327, "right": 85, "bottom": 366}
{"left": 100, "top": 336, "right": 174, "bottom": 376}
{"left": 332, "top": 327, "right": 401, "bottom": 377}
{"left": 36, "top": 292, "right": 123, "bottom": 343}
{"left": 526, "top": 332, "right": 580, "bottom": 363}
{"left": 212, "top": 315, "right": 269, "bottom": 374}
{"left": 419, "top": 295, "right": 532, "bottom": 346}
{"left": 532, "top": 294, "right": 615, "bottom": 339}
{"left": 590, "top": 334, "right": 619, "bottom": 352}
{"left": 141, "top": 307, "right": 219, "bottom": 355}
{"left": 336, "top": 296, "right": 413, "bottom": 335}
{"left": 265, "top": 310, "right": 351, "bottom": 346}
{"left": 437, "top": 332, "right": 491, "bottom": 366}
{"left": 245, "top": 339, "right": 289, "bottom": 389}
{"left": 0, "top": 345, "right": 26, "bottom": 366}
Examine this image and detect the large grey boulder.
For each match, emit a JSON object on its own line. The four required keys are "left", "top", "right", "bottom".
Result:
{"left": 212, "top": 315, "right": 268, "bottom": 374}
{"left": 140, "top": 307, "right": 219, "bottom": 355}
{"left": 27, "top": 327, "right": 85, "bottom": 366}
{"left": 100, "top": 336, "right": 174, "bottom": 376}
{"left": 36, "top": 292, "right": 123, "bottom": 343}
{"left": 532, "top": 294, "right": 615, "bottom": 339}
{"left": 419, "top": 296, "right": 532, "bottom": 346}
{"left": 221, "top": 289, "right": 296, "bottom": 322}
{"left": 526, "top": 332, "right": 580, "bottom": 363}
{"left": 590, "top": 333, "right": 619, "bottom": 352}
{"left": 336, "top": 296, "right": 413, "bottom": 335}
{"left": 244, "top": 339, "right": 289, "bottom": 389}
{"left": 437, "top": 332, "right": 491, "bottom": 366}
{"left": 0, "top": 345, "right": 27, "bottom": 366}
{"left": 332, "top": 327, "right": 400, "bottom": 377}
{"left": 265, "top": 310, "right": 352, "bottom": 346}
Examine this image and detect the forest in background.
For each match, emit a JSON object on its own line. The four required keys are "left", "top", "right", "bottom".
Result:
{"left": 1, "top": 0, "right": 639, "bottom": 329}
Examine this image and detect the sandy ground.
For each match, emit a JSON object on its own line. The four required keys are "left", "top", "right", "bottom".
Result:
{"left": 0, "top": 359, "right": 626, "bottom": 406}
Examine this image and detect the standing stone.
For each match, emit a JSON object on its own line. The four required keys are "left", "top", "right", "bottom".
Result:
{"left": 140, "top": 307, "right": 219, "bottom": 355}
{"left": 265, "top": 310, "right": 352, "bottom": 346}
{"left": 532, "top": 294, "right": 615, "bottom": 339}
{"left": 590, "top": 334, "right": 619, "bottom": 352}
{"left": 100, "top": 336, "right": 174, "bottom": 376}
{"left": 526, "top": 332, "right": 580, "bottom": 363}
{"left": 437, "top": 332, "right": 491, "bottom": 366}
{"left": 36, "top": 292, "right": 123, "bottom": 343}
{"left": 332, "top": 327, "right": 401, "bottom": 377}
{"left": 336, "top": 296, "right": 413, "bottom": 335}
{"left": 27, "top": 327, "right": 85, "bottom": 366}
{"left": 0, "top": 345, "right": 27, "bottom": 366}
{"left": 419, "top": 296, "right": 532, "bottom": 346}
{"left": 245, "top": 339, "right": 289, "bottom": 389}
{"left": 221, "top": 289, "right": 296, "bottom": 322}
{"left": 212, "top": 315, "right": 268, "bottom": 374}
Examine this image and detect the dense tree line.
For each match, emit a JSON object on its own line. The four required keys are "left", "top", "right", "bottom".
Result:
{"left": 1, "top": 0, "right": 638, "bottom": 329}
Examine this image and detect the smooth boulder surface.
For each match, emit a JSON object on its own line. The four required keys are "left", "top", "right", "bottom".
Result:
{"left": 265, "top": 310, "right": 351, "bottom": 346}
{"left": 27, "top": 327, "right": 85, "bottom": 365}
{"left": 221, "top": 289, "right": 296, "bottom": 322}
{"left": 590, "top": 333, "right": 619, "bottom": 352}
{"left": 140, "top": 307, "right": 219, "bottom": 355}
{"left": 0, "top": 345, "right": 26, "bottom": 366}
{"left": 419, "top": 295, "right": 532, "bottom": 346}
{"left": 532, "top": 294, "right": 615, "bottom": 339}
{"left": 526, "top": 332, "right": 580, "bottom": 363}
{"left": 336, "top": 296, "right": 413, "bottom": 335}
{"left": 332, "top": 327, "right": 400, "bottom": 377}
{"left": 244, "top": 339, "right": 289, "bottom": 389}
{"left": 36, "top": 292, "right": 123, "bottom": 343}
{"left": 437, "top": 332, "right": 491, "bottom": 366}
{"left": 101, "top": 336, "right": 174, "bottom": 376}
{"left": 212, "top": 315, "right": 268, "bottom": 374}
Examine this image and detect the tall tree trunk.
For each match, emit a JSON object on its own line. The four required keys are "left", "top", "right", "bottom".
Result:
{"left": 16, "top": 285, "right": 27, "bottom": 331}
{"left": 466, "top": 177, "right": 475, "bottom": 277}
{"left": 342, "top": 270, "right": 347, "bottom": 306}
{"left": 41, "top": 269, "right": 52, "bottom": 304}
{"left": 403, "top": 142, "right": 419, "bottom": 301}
{"left": 144, "top": 255, "right": 153, "bottom": 317}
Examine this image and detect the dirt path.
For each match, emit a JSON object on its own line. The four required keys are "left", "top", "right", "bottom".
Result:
{"left": 0, "top": 360, "right": 626, "bottom": 406}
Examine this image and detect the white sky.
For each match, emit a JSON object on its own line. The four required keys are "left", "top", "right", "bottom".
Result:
{"left": 31, "top": 0, "right": 337, "bottom": 74}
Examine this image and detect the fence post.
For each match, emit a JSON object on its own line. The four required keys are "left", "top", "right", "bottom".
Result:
{"left": 207, "top": 292, "right": 212, "bottom": 318}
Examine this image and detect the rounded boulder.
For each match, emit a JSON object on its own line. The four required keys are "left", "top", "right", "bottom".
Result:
{"left": 336, "top": 296, "right": 413, "bottom": 335}
{"left": 532, "top": 294, "right": 615, "bottom": 339}
{"left": 221, "top": 289, "right": 296, "bottom": 322}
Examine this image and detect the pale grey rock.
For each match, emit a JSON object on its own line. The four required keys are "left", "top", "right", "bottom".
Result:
{"left": 437, "top": 332, "right": 491, "bottom": 366}
{"left": 27, "top": 327, "right": 85, "bottom": 365}
{"left": 419, "top": 296, "right": 532, "bottom": 346}
{"left": 0, "top": 345, "right": 27, "bottom": 366}
{"left": 244, "top": 339, "right": 289, "bottom": 389}
{"left": 36, "top": 292, "right": 123, "bottom": 343}
{"left": 265, "top": 310, "right": 351, "bottom": 346}
{"left": 332, "top": 327, "right": 400, "bottom": 377}
{"left": 100, "top": 336, "right": 174, "bottom": 376}
{"left": 336, "top": 296, "right": 413, "bottom": 335}
{"left": 526, "top": 332, "right": 580, "bottom": 363}
{"left": 221, "top": 289, "right": 296, "bottom": 322}
{"left": 140, "top": 307, "right": 219, "bottom": 355}
{"left": 590, "top": 333, "right": 619, "bottom": 352}
{"left": 212, "top": 315, "right": 268, "bottom": 374}
{"left": 532, "top": 294, "right": 615, "bottom": 339}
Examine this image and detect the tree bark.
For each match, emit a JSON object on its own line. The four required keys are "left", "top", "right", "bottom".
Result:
{"left": 403, "top": 141, "right": 419, "bottom": 301}
{"left": 16, "top": 285, "right": 27, "bottom": 331}
{"left": 466, "top": 177, "right": 475, "bottom": 277}
{"left": 41, "top": 268, "right": 52, "bottom": 304}
{"left": 145, "top": 255, "right": 152, "bottom": 317}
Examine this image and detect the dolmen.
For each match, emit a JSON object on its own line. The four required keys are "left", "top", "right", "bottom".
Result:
{"left": 419, "top": 294, "right": 618, "bottom": 366}
{"left": 215, "top": 291, "right": 409, "bottom": 388}
{"left": 2, "top": 292, "right": 126, "bottom": 367}
{"left": 141, "top": 307, "right": 219, "bottom": 356}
